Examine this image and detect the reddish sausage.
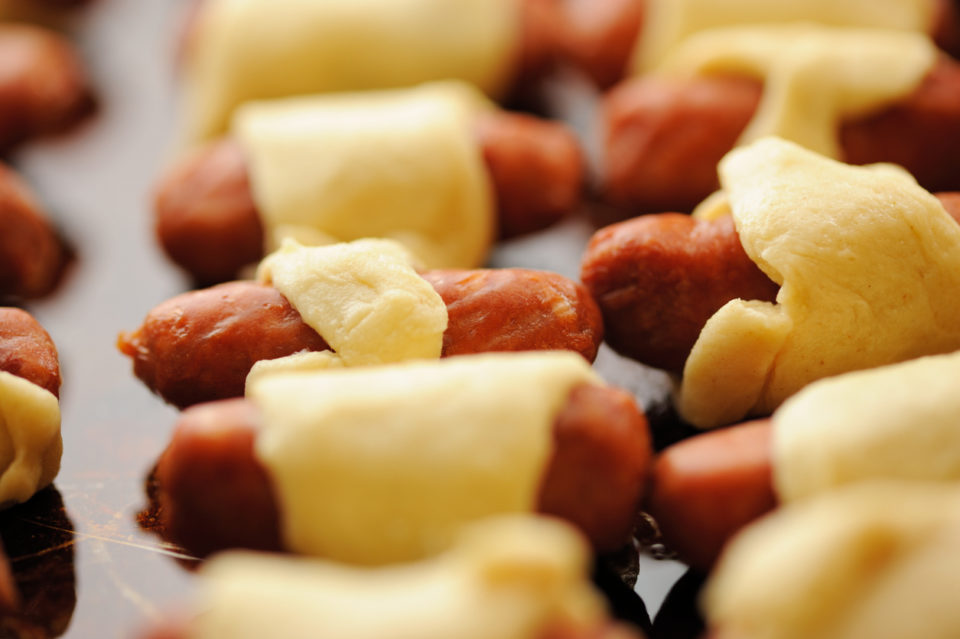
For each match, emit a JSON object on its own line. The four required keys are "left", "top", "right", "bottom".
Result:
{"left": 602, "top": 57, "right": 960, "bottom": 215}
{"left": 152, "top": 141, "right": 263, "bottom": 286}
{"left": 154, "top": 383, "right": 651, "bottom": 557}
{"left": 473, "top": 112, "right": 583, "bottom": 238}
{"left": 0, "top": 308, "right": 60, "bottom": 398}
{"left": 645, "top": 419, "right": 776, "bottom": 572}
{"left": 118, "top": 269, "right": 603, "bottom": 409}
{"left": 154, "top": 112, "right": 584, "bottom": 284}
{"left": 602, "top": 74, "right": 761, "bottom": 215}
{"left": 0, "top": 24, "right": 91, "bottom": 150}
{"left": 117, "top": 282, "right": 328, "bottom": 409}
{"left": 0, "top": 164, "right": 64, "bottom": 299}
{"left": 552, "top": 0, "right": 645, "bottom": 89}
{"left": 580, "top": 213, "right": 778, "bottom": 374}
{"left": 424, "top": 268, "right": 602, "bottom": 363}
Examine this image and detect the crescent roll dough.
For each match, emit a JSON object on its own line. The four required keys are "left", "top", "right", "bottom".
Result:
{"left": 678, "top": 137, "right": 960, "bottom": 428}
{"left": 246, "top": 351, "right": 601, "bottom": 564}
{"left": 190, "top": 516, "right": 608, "bottom": 639}
{"left": 772, "top": 350, "right": 960, "bottom": 502}
{"left": 654, "top": 25, "right": 935, "bottom": 158}
{"left": 233, "top": 82, "right": 495, "bottom": 270}
{"left": 705, "top": 482, "right": 960, "bottom": 639}
{"left": 247, "top": 239, "right": 447, "bottom": 379}
{"left": 183, "top": 0, "right": 521, "bottom": 141}
{"left": 0, "top": 371, "right": 60, "bottom": 507}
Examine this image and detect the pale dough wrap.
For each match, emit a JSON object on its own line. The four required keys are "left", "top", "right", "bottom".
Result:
{"left": 246, "top": 351, "right": 601, "bottom": 564}
{"left": 773, "top": 351, "right": 960, "bottom": 502}
{"left": 633, "top": 0, "right": 935, "bottom": 72}
{"left": 189, "top": 516, "right": 607, "bottom": 639}
{"left": 248, "top": 239, "right": 447, "bottom": 381}
{"left": 0, "top": 371, "right": 61, "bottom": 507}
{"left": 183, "top": 0, "right": 521, "bottom": 141}
{"left": 677, "top": 137, "right": 960, "bottom": 429}
{"left": 704, "top": 482, "right": 960, "bottom": 639}
{"left": 233, "top": 82, "right": 496, "bottom": 270}
{"left": 654, "top": 25, "right": 936, "bottom": 158}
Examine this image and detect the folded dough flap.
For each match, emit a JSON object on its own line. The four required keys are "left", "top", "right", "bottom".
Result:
{"left": 0, "top": 371, "right": 61, "bottom": 507}
{"left": 653, "top": 25, "right": 935, "bottom": 158}
{"left": 678, "top": 137, "right": 960, "bottom": 428}
{"left": 183, "top": 0, "right": 521, "bottom": 141}
{"left": 634, "top": 0, "right": 935, "bottom": 72}
{"left": 234, "top": 82, "right": 496, "bottom": 270}
{"left": 191, "top": 516, "right": 607, "bottom": 639}
{"left": 250, "top": 239, "right": 447, "bottom": 380}
{"left": 704, "top": 482, "right": 960, "bottom": 639}
{"left": 246, "top": 351, "right": 601, "bottom": 564}
{"left": 773, "top": 350, "right": 960, "bottom": 502}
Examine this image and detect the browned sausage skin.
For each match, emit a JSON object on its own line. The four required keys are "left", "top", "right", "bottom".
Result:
{"left": 538, "top": 383, "right": 651, "bottom": 552}
{"left": 473, "top": 112, "right": 584, "bottom": 238}
{"left": 153, "top": 112, "right": 585, "bottom": 284}
{"left": 0, "top": 24, "right": 91, "bottom": 150}
{"left": 602, "top": 57, "right": 960, "bottom": 215}
{"left": 424, "top": 268, "right": 602, "bottom": 362}
{"left": 601, "top": 74, "right": 761, "bottom": 215}
{"left": 154, "top": 382, "right": 651, "bottom": 558}
{"left": 581, "top": 214, "right": 778, "bottom": 374}
{"left": 152, "top": 141, "right": 263, "bottom": 286}
{"left": 118, "top": 269, "right": 603, "bottom": 409}
{"left": 581, "top": 192, "right": 960, "bottom": 374}
{"left": 117, "top": 282, "right": 329, "bottom": 409}
{"left": 552, "top": 0, "right": 645, "bottom": 89}
{"left": 0, "top": 308, "right": 60, "bottom": 398}
{"left": 0, "top": 164, "right": 64, "bottom": 299}
{"left": 645, "top": 419, "right": 775, "bottom": 572}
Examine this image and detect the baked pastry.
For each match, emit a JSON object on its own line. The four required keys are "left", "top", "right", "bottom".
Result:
{"left": 585, "top": 136, "right": 960, "bottom": 429}
{"left": 704, "top": 481, "right": 960, "bottom": 639}
{"left": 119, "top": 239, "right": 603, "bottom": 408}
{"left": 155, "top": 82, "right": 583, "bottom": 282}
{"left": 181, "top": 0, "right": 552, "bottom": 142}
{"left": 600, "top": 22, "right": 960, "bottom": 214}
{"left": 151, "top": 351, "right": 651, "bottom": 558}
{"left": 143, "top": 516, "right": 647, "bottom": 639}
{"left": 647, "top": 349, "right": 960, "bottom": 568}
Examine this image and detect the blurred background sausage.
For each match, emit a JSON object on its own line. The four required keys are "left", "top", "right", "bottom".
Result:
{"left": 154, "top": 112, "right": 584, "bottom": 284}
{"left": 0, "top": 164, "right": 65, "bottom": 299}
{"left": 644, "top": 419, "right": 775, "bottom": 572}
{"left": 0, "top": 307, "right": 60, "bottom": 397}
{"left": 153, "top": 382, "right": 651, "bottom": 557}
{"left": 600, "top": 58, "right": 960, "bottom": 216}
{"left": 0, "top": 24, "right": 91, "bottom": 151}
{"left": 118, "top": 268, "right": 603, "bottom": 409}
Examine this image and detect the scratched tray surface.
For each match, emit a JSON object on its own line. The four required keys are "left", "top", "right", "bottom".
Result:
{"left": 0, "top": 1, "right": 690, "bottom": 637}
